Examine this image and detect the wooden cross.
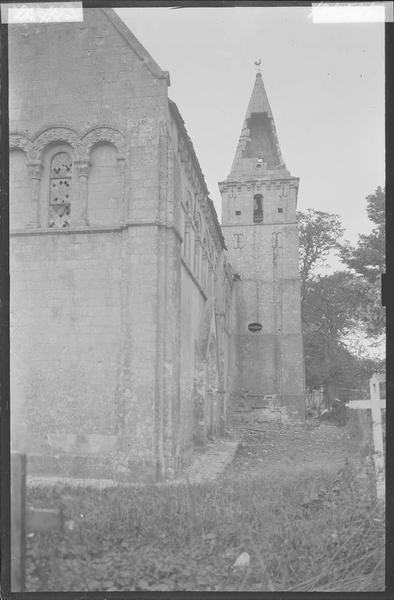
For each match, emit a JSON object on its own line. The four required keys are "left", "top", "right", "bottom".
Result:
{"left": 347, "top": 372, "right": 385, "bottom": 501}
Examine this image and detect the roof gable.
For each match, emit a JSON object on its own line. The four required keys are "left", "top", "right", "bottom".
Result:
{"left": 100, "top": 8, "right": 170, "bottom": 85}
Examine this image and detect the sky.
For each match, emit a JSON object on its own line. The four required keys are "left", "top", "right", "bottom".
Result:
{"left": 115, "top": 6, "right": 384, "bottom": 248}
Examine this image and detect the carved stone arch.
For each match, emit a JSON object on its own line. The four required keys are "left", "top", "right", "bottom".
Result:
{"left": 9, "top": 132, "right": 33, "bottom": 158}
{"left": 31, "top": 126, "right": 80, "bottom": 161}
{"left": 80, "top": 126, "right": 125, "bottom": 158}
{"left": 32, "top": 122, "right": 79, "bottom": 140}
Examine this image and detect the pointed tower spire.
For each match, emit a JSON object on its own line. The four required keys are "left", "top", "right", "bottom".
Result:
{"left": 229, "top": 71, "right": 288, "bottom": 180}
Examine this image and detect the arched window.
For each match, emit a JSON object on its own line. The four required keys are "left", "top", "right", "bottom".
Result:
{"left": 194, "top": 239, "right": 200, "bottom": 277}
{"left": 253, "top": 193, "right": 263, "bottom": 223}
{"left": 49, "top": 152, "right": 72, "bottom": 228}
{"left": 202, "top": 234, "right": 209, "bottom": 289}
{"left": 10, "top": 149, "right": 32, "bottom": 229}
{"left": 183, "top": 215, "right": 190, "bottom": 262}
{"left": 194, "top": 212, "right": 202, "bottom": 278}
{"left": 201, "top": 255, "right": 207, "bottom": 289}
{"left": 208, "top": 269, "right": 214, "bottom": 296}
{"left": 88, "top": 143, "right": 121, "bottom": 225}
{"left": 195, "top": 212, "right": 202, "bottom": 234}
{"left": 185, "top": 191, "right": 192, "bottom": 213}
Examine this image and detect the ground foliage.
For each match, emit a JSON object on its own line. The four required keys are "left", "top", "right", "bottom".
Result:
{"left": 26, "top": 424, "right": 384, "bottom": 592}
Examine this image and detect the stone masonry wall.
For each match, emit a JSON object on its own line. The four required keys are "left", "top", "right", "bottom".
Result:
{"left": 9, "top": 8, "right": 170, "bottom": 480}
{"left": 221, "top": 178, "right": 304, "bottom": 406}
{"left": 9, "top": 7, "right": 243, "bottom": 482}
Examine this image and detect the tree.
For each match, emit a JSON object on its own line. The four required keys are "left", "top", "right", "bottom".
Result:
{"left": 302, "top": 271, "right": 369, "bottom": 400}
{"left": 297, "top": 210, "right": 348, "bottom": 396}
{"left": 298, "top": 205, "right": 384, "bottom": 398}
{"left": 339, "top": 187, "right": 385, "bottom": 337}
{"left": 302, "top": 271, "right": 362, "bottom": 340}
{"left": 304, "top": 327, "right": 381, "bottom": 401}
{"left": 297, "top": 209, "right": 344, "bottom": 299}
{"left": 340, "top": 186, "right": 384, "bottom": 283}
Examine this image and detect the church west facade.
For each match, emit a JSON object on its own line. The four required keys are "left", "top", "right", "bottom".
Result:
{"left": 9, "top": 8, "right": 303, "bottom": 482}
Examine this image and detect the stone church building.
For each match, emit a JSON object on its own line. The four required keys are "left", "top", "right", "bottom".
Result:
{"left": 9, "top": 8, "right": 304, "bottom": 482}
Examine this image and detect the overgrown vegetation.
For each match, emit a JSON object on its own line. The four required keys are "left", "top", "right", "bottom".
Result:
{"left": 298, "top": 187, "right": 385, "bottom": 399}
{"left": 339, "top": 186, "right": 386, "bottom": 338}
{"left": 26, "top": 461, "right": 384, "bottom": 592}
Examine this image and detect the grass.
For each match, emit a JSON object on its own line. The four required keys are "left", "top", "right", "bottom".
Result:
{"left": 26, "top": 458, "right": 384, "bottom": 592}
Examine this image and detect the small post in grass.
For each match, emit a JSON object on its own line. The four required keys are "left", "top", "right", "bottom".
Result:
{"left": 11, "top": 452, "right": 26, "bottom": 592}
{"left": 10, "top": 452, "right": 63, "bottom": 591}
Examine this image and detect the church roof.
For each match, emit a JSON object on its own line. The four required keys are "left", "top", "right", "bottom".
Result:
{"left": 229, "top": 72, "right": 289, "bottom": 180}
{"left": 169, "top": 100, "right": 226, "bottom": 250}
{"left": 101, "top": 8, "right": 170, "bottom": 85}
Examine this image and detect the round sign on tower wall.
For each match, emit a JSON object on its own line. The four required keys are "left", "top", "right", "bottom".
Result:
{"left": 248, "top": 322, "right": 262, "bottom": 332}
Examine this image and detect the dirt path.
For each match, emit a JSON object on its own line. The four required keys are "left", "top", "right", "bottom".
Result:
{"left": 225, "top": 407, "right": 363, "bottom": 483}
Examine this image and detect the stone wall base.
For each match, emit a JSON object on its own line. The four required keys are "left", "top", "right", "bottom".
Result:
{"left": 27, "top": 454, "right": 157, "bottom": 483}
{"left": 230, "top": 391, "right": 305, "bottom": 418}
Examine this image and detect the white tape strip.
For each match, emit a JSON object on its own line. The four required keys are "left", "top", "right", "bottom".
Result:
{"left": 1, "top": 2, "right": 83, "bottom": 24}
{"left": 311, "top": 2, "right": 390, "bottom": 23}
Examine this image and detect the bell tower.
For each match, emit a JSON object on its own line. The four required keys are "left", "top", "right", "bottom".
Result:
{"left": 219, "top": 69, "right": 304, "bottom": 409}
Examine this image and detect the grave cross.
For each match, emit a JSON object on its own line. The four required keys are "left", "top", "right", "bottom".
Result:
{"left": 347, "top": 372, "right": 385, "bottom": 501}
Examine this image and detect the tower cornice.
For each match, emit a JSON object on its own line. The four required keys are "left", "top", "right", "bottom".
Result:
{"left": 219, "top": 176, "right": 299, "bottom": 192}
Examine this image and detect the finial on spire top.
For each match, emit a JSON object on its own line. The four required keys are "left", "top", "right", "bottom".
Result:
{"left": 254, "top": 59, "right": 262, "bottom": 74}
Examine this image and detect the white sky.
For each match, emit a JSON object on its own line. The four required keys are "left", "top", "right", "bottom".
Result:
{"left": 115, "top": 6, "right": 384, "bottom": 245}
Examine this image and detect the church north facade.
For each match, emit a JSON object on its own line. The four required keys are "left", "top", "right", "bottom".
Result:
{"left": 9, "top": 8, "right": 304, "bottom": 482}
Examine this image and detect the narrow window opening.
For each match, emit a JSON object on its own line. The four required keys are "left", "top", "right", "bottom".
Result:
{"left": 253, "top": 193, "right": 263, "bottom": 223}
{"left": 49, "top": 152, "right": 72, "bottom": 228}
{"left": 236, "top": 210, "right": 241, "bottom": 216}
{"left": 278, "top": 207, "right": 283, "bottom": 213}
